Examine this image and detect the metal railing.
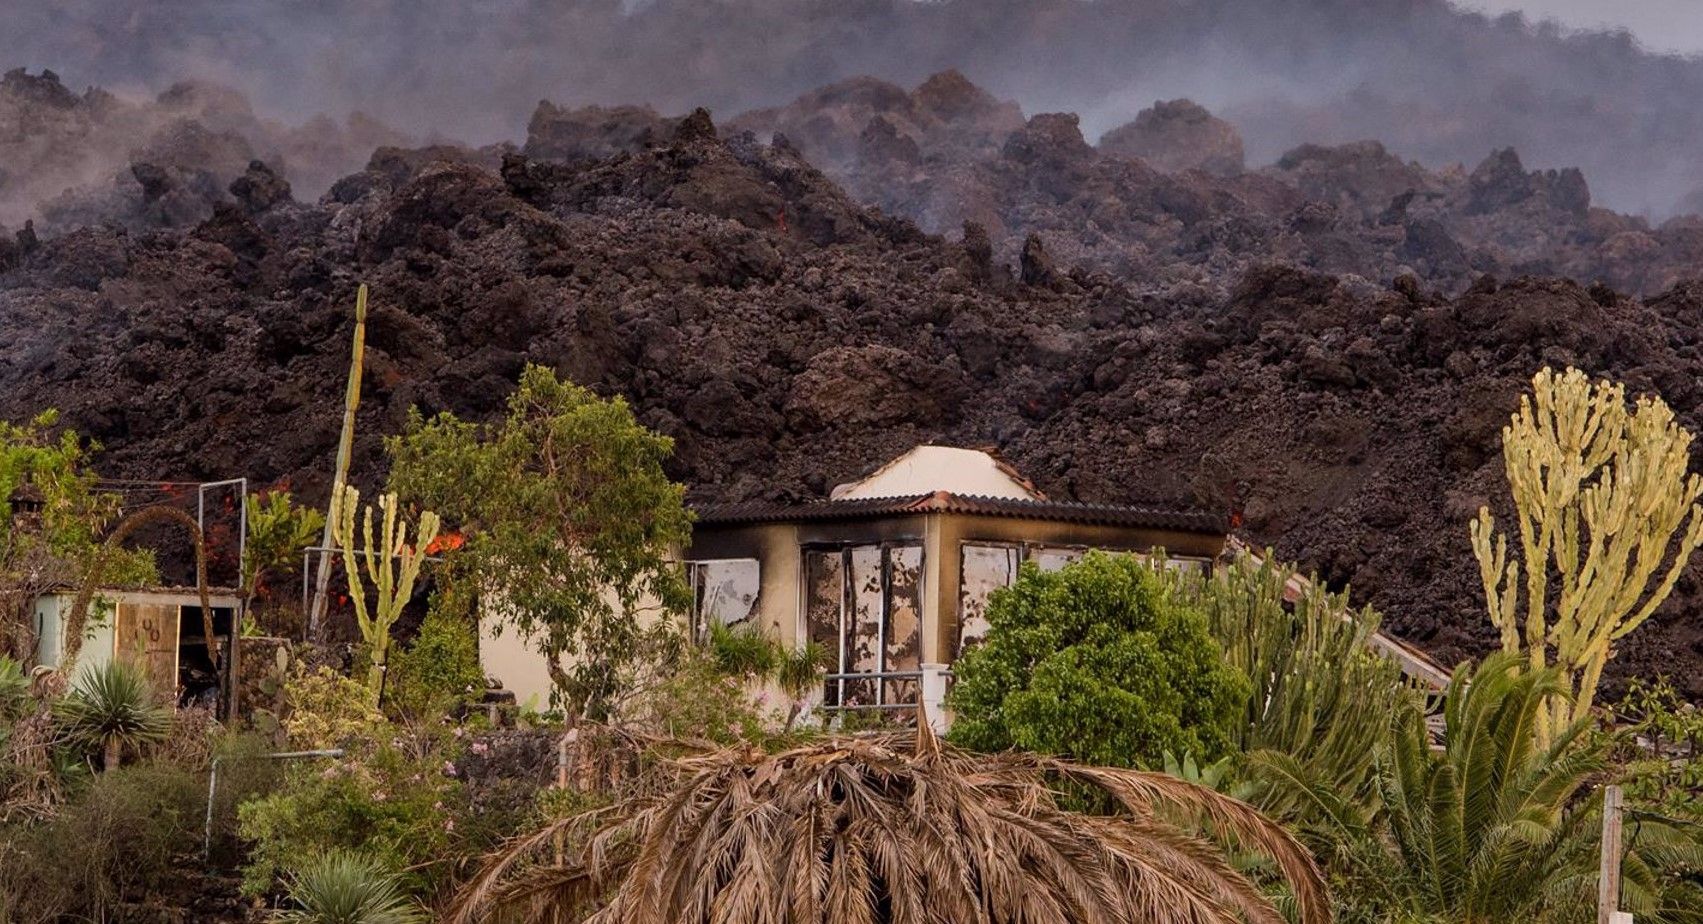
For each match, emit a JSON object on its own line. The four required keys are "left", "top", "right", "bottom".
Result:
{"left": 822, "top": 669, "right": 947, "bottom": 712}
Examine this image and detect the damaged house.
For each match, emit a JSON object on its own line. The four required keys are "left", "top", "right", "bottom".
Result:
{"left": 482, "top": 446, "right": 1228, "bottom": 719}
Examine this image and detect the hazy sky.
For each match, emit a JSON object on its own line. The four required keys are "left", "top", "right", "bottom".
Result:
{"left": 1455, "top": 1, "right": 1703, "bottom": 54}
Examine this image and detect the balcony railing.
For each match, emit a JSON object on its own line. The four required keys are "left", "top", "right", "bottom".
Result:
{"left": 821, "top": 666, "right": 954, "bottom": 729}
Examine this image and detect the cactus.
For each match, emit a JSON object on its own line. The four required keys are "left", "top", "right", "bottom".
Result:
{"left": 328, "top": 485, "right": 440, "bottom": 704}
{"left": 1471, "top": 367, "right": 1703, "bottom": 747}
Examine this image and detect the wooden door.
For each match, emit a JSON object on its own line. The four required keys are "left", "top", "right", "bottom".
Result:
{"left": 113, "top": 603, "right": 178, "bottom": 703}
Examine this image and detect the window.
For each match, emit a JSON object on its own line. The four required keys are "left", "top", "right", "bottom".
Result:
{"left": 956, "top": 543, "right": 1210, "bottom": 655}
{"left": 685, "top": 559, "right": 760, "bottom": 642}
{"left": 803, "top": 544, "right": 923, "bottom": 709}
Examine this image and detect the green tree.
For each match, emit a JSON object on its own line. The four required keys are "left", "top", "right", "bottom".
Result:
{"left": 948, "top": 552, "right": 1250, "bottom": 768}
{"left": 242, "top": 489, "right": 325, "bottom": 632}
{"left": 0, "top": 412, "right": 154, "bottom": 663}
{"left": 386, "top": 365, "right": 691, "bottom": 722}
{"left": 385, "top": 581, "right": 484, "bottom": 720}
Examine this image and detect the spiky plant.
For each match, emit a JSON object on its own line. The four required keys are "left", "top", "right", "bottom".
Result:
{"left": 448, "top": 720, "right": 1330, "bottom": 924}
{"left": 775, "top": 638, "right": 831, "bottom": 731}
{"left": 273, "top": 850, "right": 425, "bottom": 924}
{"left": 0, "top": 655, "right": 27, "bottom": 722}
{"left": 1254, "top": 653, "right": 1697, "bottom": 922}
{"left": 52, "top": 660, "right": 171, "bottom": 770}
{"left": 705, "top": 622, "right": 779, "bottom": 678}
{"left": 1168, "top": 551, "right": 1417, "bottom": 815}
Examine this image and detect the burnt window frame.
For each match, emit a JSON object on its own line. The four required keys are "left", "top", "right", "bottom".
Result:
{"left": 799, "top": 540, "right": 926, "bottom": 710}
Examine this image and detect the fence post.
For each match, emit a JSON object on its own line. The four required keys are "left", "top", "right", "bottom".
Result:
{"left": 1598, "top": 784, "right": 1624, "bottom": 924}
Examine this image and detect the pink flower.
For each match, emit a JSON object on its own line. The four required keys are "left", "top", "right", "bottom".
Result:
{"left": 442, "top": 760, "right": 459, "bottom": 777}
{"left": 470, "top": 741, "right": 490, "bottom": 757}
{"left": 444, "top": 818, "right": 456, "bottom": 833}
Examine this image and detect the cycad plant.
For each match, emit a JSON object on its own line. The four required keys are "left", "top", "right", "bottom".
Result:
{"left": 449, "top": 720, "right": 1330, "bottom": 924}
{"left": 273, "top": 850, "right": 424, "bottom": 924}
{"left": 1262, "top": 653, "right": 1703, "bottom": 924}
{"left": 1375, "top": 654, "right": 1602, "bottom": 920}
{"left": 52, "top": 660, "right": 171, "bottom": 770}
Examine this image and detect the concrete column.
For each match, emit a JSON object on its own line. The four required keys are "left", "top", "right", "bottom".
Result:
{"left": 921, "top": 663, "right": 952, "bottom": 733}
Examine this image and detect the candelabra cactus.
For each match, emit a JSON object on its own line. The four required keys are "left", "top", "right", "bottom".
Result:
{"left": 1471, "top": 367, "right": 1703, "bottom": 747}
{"left": 329, "top": 485, "right": 441, "bottom": 705}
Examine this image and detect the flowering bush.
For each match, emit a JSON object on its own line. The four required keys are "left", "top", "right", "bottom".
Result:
{"left": 281, "top": 667, "right": 384, "bottom": 751}
{"left": 237, "top": 724, "right": 470, "bottom": 899}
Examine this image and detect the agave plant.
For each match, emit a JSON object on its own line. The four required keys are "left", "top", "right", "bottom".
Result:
{"left": 449, "top": 719, "right": 1330, "bottom": 924}
{"left": 52, "top": 660, "right": 171, "bottom": 770}
{"left": 273, "top": 851, "right": 425, "bottom": 924}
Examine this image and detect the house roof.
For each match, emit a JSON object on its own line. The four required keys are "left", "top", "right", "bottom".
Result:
{"left": 830, "top": 446, "right": 1045, "bottom": 501}
{"left": 695, "top": 490, "right": 1228, "bottom": 534}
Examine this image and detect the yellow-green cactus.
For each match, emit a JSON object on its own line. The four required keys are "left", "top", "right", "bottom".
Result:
{"left": 329, "top": 485, "right": 441, "bottom": 704}
{"left": 1472, "top": 367, "right": 1703, "bottom": 746}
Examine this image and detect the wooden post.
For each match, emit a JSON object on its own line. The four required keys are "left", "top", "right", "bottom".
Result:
{"left": 307, "top": 285, "right": 369, "bottom": 638}
{"left": 1598, "top": 784, "right": 1624, "bottom": 924}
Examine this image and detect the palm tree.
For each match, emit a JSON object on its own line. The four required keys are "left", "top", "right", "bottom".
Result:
{"left": 1258, "top": 653, "right": 1626, "bottom": 922}
{"left": 273, "top": 850, "right": 425, "bottom": 924}
{"left": 449, "top": 719, "right": 1330, "bottom": 924}
{"left": 52, "top": 660, "right": 171, "bottom": 770}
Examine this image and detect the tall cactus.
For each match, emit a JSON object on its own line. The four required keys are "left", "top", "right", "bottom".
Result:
{"left": 1471, "top": 367, "right": 1703, "bottom": 747}
{"left": 329, "top": 485, "right": 440, "bottom": 704}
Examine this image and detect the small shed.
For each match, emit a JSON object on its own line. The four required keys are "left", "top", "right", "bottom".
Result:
{"left": 34, "top": 586, "right": 245, "bottom": 708}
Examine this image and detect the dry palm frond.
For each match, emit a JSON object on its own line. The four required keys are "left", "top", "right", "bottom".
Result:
{"left": 450, "top": 719, "right": 1330, "bottom": 924}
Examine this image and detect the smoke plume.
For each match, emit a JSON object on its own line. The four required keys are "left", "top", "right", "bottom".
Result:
{"left": 4, "top": 0, "right": 1703, "bottom": 215}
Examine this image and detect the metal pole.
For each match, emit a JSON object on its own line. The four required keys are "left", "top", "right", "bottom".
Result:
{"left": 1599, "top": 784, "right": 1624, "bottom": 924}
{"left": 204, "top": 749, "right": 345, "bottom": 860}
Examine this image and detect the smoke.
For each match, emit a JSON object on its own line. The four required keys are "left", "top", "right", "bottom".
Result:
{"left": 4, "top": 0, "right": 1703, "bottom": 215}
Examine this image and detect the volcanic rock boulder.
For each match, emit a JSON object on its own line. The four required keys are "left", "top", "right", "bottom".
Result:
{"left": 524, "top": 102, "right": 675, "bottom": 161}
{"left": 1099, "top": 99, "right": 1245, "bottom": 176}
{"left": 785, "top": 345, "right": 968, "bottom": 432}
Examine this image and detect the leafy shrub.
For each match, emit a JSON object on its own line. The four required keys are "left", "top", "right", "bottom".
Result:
{"left": 622, "top": 647, "right": 768, "bottom": 744}
{"left": 237, "top": 727, "right": 468, "bottom": 899}
{"left": 53, "top": 660, "right": 172, "bottom": 770}
{"left": 385, "top": 588, "right": 483, "bottom": 720}
{"left": 0, "top": 762, "right": 205, "bottom": 922}
{"left": 275, "top": 850, "right": 426, "bottom": 924}
{"left": 1607, "top": 677, "right": 1703, "bottom": 820}
{"left": 282, "top": 666, "right": 385, "bottom": 750}
{"left": 948, "top": 552, "right": 1249, "bottom": 768}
